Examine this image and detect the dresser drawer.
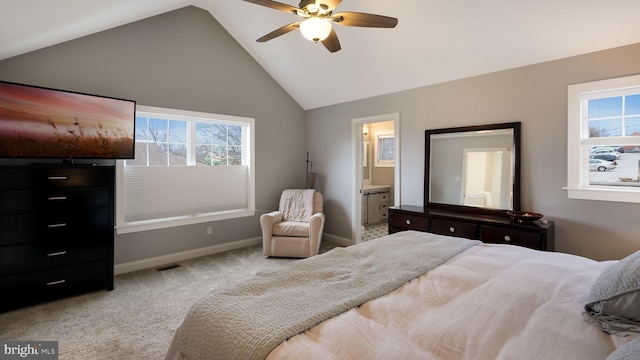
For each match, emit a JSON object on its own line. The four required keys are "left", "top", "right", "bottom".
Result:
{"left": 480, "top": 226, "right": 542, "bottom": 249}
{"left": 42, "top": 167, "right": 112, "bottom": 188}
{"left": 43, "top": 206, "right": 111, "bottom": 238}
{"left": 0, "top": 212, "right": 38, "bottom": 246}
{"left": 389, "top": 212, "right": 429, "bottom": 232}
{"left": 431, "top": 218, "right": 478, "bottom": 239}
{"left": 0, "top": 260, "right": 110, "bottom": 311}
{"left": 0, "top": 235, "right": 109, "bottom": 276}
{"left": 44, "top": 186, "right": 110, "bottom": 209}
{"left": 0, "top": 189, "right": 38, "bottom": 211}
{"left": 0, "top": 168, "right": 37, "bottom": 188}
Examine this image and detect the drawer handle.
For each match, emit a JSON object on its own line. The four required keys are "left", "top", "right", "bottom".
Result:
{"left": 48, "top": 176, "right": 68, "bottom": 180}
{"left": 504, "top": 235, "right": 511, "bottom": 242}
{"left": 449, "top": 227, "right": 455, "bottom": 233}
{"left": 405, "top": 219, "right": 411, "bottom": 225}
{"left": 46, "top": 280, "right": 66, "bottom": 286}
{"left": 48, "top": 196, "right": 67, "bottom": 201}
{"left": 47, "top": 223, "right": 67, "bottom": 228}
{"left": 47, "top": 251, "right": 67, "bottom": 257}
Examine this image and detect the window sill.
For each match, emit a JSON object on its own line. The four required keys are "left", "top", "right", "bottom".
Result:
{"left": 564, "top": 187, "right": 640, "bottom": 203}
{"left": 116, "top": 209, "right": 256, "bottom": 234}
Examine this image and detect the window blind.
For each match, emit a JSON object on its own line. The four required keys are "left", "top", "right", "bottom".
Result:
{"left": 123, "top": 165, "right": 248, "bottom": 222}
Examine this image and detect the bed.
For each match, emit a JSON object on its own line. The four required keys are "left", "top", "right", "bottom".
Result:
{"left": 165, "top": 230, "right": 640, "bottom": 360}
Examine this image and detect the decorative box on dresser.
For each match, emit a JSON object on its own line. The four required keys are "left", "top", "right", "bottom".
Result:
{"left": 389, "top": 206, "right": 554, "bottom": 251}
{"left": 0, "top": 164, "right": 114, "bottom": 311}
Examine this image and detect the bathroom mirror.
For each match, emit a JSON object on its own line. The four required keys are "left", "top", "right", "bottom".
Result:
{"left": 424, "top": 122, "right": 521, "bottom": 216}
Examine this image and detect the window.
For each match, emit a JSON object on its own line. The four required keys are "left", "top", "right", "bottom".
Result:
{"left": 116, "top": 105, "right": 255, "bottom": 234}
{"left": 374, "top": 131, "right": 395, "bottom": 167}
{"left": 567, "top": 74, "right": 640, "bottom": 203}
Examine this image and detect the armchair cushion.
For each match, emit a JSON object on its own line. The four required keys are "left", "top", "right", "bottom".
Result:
{"left": 273, "top": 221, "right": 311, "bottom": 237}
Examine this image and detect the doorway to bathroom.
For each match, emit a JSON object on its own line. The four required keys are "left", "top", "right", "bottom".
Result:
{"left": 352, "top": 113, "right": 400, "bottom": 243}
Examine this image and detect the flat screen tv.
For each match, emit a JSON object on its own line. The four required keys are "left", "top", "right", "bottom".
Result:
{"left": 0, "top": 80, "right": 135, "bottom": 161}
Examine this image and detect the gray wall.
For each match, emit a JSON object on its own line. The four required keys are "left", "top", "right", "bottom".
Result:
{"left": 0, "top": 6, "right": 307, "bottom": 264}
{"left": 307, "top": 43, "right": 640, "bottom": 261}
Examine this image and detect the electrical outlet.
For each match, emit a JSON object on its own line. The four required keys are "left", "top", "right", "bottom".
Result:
{"left": 207, "top": 226, "right": 212, "bottom": 235}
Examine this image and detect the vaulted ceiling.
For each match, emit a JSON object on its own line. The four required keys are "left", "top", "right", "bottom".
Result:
{"left": 2, "top": 0, "right": 640, "bottom": 110}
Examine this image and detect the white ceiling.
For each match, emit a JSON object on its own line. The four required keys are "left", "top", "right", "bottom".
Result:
{"left": 3, "top": 0, "right": 640, "bottom": 110}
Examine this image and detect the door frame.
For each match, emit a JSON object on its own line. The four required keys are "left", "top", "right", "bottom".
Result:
{"left": 351, "top": 113, "right": 401, "bottom": 243}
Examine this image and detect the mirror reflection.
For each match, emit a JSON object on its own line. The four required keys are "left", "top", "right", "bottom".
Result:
{"left": 428, "top": 127, "right": 517, "bottom": 211}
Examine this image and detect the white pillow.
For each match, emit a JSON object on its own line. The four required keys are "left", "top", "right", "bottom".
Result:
{"left": 584, "top": 250, "right": 640, "bottom": 335}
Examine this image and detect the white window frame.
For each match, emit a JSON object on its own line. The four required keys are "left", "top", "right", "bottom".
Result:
{"left": 115, "top": 105, "right": 255, "bottom": 234}
{"left": 374, "top": 131, "right": 395, "bottom": 167}
{"left": 566, "top": 74, "right": 640, "bottom": 203}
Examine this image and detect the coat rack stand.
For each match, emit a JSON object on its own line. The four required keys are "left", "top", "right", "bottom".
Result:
{"left": 306, "top": 152, "right": 316, "bottom": 189}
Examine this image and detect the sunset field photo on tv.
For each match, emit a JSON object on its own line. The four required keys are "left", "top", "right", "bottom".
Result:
{"left": 0, "top": 81, "right": 135, "bottom": 159}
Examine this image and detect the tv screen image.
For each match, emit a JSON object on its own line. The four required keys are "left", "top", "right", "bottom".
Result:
{"left": 0, "top": 81, "right": 136, "bottom": 160}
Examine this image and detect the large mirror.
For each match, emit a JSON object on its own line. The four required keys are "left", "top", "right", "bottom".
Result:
{"left": 424, "top": 122, "right": 521, "bottom": 216}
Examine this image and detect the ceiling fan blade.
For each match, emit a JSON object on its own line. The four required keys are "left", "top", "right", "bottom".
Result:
{"left": 331, "top": 12, "right": 398, "bottom": 28}
{"left": 256, "top": 22, "right": 301, "bottom": 42}
{"left": 242, "top": 0, "right": 299, "bottom": 14}
{"left": 321, "top": 28, "right": 341, "bottom": 53}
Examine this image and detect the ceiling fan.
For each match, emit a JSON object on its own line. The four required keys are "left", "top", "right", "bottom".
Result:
{"left": 242, "top": 0, "right": 398, "bottom": 53}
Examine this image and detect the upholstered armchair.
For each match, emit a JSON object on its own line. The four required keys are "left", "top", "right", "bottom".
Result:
{"left": 260, "top": 189, "right": 325, "bottom": 258}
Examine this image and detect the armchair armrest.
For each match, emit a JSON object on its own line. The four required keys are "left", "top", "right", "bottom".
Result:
{"left": 309, "top": 212, "right": 324, "bottom": 230}
{"left": 261, "top": 211, "right": 283, "bottom": 225}
{"left": 260, "top": 211, "right": 283, "bottom": 256}
{"left": 308, "top": 212, "right": 325, "bottom": 255}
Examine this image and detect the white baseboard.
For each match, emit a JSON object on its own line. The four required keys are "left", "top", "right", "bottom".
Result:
{"left": 323, "top": 233, "right": 354, "bottom": 247}
{"left": 113, "top": 233, "right": 354, "bottom": 275}
{"left": 114, "top": 237, "right": 262, "bottom": 275}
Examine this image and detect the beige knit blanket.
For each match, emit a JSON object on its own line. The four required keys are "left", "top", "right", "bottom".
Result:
{"left": 173, "top": 231, "right": 480, "bottom": 360}
{"left": 279, "top": 189, "right": 315, "bottom": 221}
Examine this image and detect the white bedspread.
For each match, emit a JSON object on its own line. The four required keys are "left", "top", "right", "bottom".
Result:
{"left": 266, "top": 244, "right": 637, "bottom": 360}
{"left": 168, "top": 231, "right": 479, "bottom": 360}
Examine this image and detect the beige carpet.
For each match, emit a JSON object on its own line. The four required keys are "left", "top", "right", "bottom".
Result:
{"left": 0, "top": 242, "right": 340, "bottom": 360}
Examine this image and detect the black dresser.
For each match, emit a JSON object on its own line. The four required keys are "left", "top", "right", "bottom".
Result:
{"left": 0, "top": 165, "right": 114, "bottom": 311}
{"left": 389, "top": 205, "right": 554, "bottom": 251}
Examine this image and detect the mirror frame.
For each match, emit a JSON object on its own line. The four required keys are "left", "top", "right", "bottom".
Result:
{"left": 424, "top": 122, "right": 521, "bottom": 217}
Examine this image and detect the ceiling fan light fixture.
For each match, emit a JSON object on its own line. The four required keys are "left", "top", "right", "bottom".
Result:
{"left": 243, "top": 0, "right": 398, "bottom": 53}
{"left": 300, "top": 17, "right": 332, "bottom": 42}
